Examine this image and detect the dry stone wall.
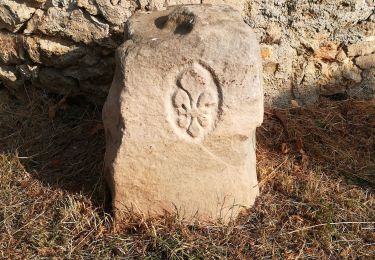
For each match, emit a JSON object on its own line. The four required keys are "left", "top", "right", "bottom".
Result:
{"left": 250, "top": 0, "right": 375, "bottom": 106}
{"left": 0, "top": 0, "right": 374, "bottom": 106}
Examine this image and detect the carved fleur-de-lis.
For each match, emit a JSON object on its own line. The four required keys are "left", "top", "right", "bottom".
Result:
{"left": 173, "top": 66, "right": 217, "bottom": 138}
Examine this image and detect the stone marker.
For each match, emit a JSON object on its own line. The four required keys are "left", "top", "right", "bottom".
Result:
{"left": 103, "top": 4, "right": 263, "bottom": 223}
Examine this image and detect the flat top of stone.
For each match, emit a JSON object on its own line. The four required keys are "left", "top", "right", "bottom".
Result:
{"left": 126, "top": 4, "right": 244, "bottom": 42}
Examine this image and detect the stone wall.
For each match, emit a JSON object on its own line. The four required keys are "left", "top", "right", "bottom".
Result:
{"left": 250, "top": 0, "right": 375, "bottom": 106}
{"left": 0, "top": 0, "right": 374, "bottom": 106}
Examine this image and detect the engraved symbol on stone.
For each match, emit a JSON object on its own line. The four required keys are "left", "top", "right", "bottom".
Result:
{"left": 171, "top": 63, "right": 220, "bottom": 140}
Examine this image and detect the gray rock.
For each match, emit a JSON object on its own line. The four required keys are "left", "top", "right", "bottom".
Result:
{"left": 355, "top": 54, "right": 375, "bottom": 69}
{"left": 62, "top": 57, "right": 115, "bottom": 83}
{"left": 38, "top": 67, "right": 78, "bottom": 94}
{"left": 43, "top": 0, "right": 77, "bottom": 9}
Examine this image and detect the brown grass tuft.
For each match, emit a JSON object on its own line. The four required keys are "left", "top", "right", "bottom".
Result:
{"left": 0, "top": 90, "right": 374, "bottom": 258}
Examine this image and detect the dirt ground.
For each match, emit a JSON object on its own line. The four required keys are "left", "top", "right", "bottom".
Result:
{"left": 0, "top": 90, "right": 374, "bottom": 259}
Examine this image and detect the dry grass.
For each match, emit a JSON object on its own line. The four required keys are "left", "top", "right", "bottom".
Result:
{"left": 0, "top": 90, "right": 374, "bottom": 259}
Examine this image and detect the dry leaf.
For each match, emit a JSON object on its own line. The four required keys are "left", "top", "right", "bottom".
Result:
{"left": 296, "top": 136, "right": 304, "bottom": 151}
{"left": 48, "top": 105, "right": 56, "bottom": 120}
{"left": 281, "top": 143, "right": 289, "bottom": 154}
{"left": 273, "top": 110, "right": 289, "bottom": 138}
{"left": 291, "top": 99, "right": 299, "bottom": 108}
{"left": 300, "top": 149, "right": 310, "bottom": 168}
{"left": 48, "top": 96, "right": 67, "bottom": 120}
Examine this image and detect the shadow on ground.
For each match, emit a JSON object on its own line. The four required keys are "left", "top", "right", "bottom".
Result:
{"left": 0, "top": 91, "right": 108, "bottom": 207}
{"left": 1, "top": 89, "right": 374, "bottom": 206}
{"left": 0, "top": 88, "right": 374, "bottom": 258}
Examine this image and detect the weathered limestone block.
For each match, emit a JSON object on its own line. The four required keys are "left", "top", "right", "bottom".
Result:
{"left": 24, "top": 36, "right": 89, "bottom": 68}
{"left": 96, "top": 0, "right": 136, "bottom": 26}
{"left": 202, "top": 0, "right": 246, "bottom": 13}
{"left": 103, "top": 5, "right": 263, "bottom": 222}
{"left": 24, "top": 8, "right": 113, "bottom": 47}
{"left": 0, "top": 63, "right": 24, "bottom": 96}
{"left": 355, "top": 54, "right": 375, "bottom": 69}
{"left": 139, "top": 0, "right": 202, "bottom": 10}
{"left": 42, "top": 0, "right": 77, "bottom": 9}
{"left": 343, "top": 61, "right": 362, "bottom": 83}
{"left": 77, "top": 0, "right": 99, "bottom": 15}
{"left": 139, "top": 0, "right": 245, "bottom": 13}
{"left": 347, "top": 41, "right": 375, "bottom": 57}
{"left": 0, "top": 0, "right": 36, "bottom": 32}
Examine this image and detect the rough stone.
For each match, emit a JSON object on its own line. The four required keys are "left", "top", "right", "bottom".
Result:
{"left": 102, "top": 5, "right": 263, "bottom": 222}
{"left": 0, "top": 0, "right": 36, "bottom": 32}
{"left": 246, "top": 0, "right": 375, "bottom": 106}
{"left": 139, "top": 0, "right": 201, "bottom": 11}
{"left": 347, "top": 68, "right": 375, "bottom": 98}
{"left": 347, "top": 41, "right": 375, "bottom": 57}
{"left": 62, "top": 57, "right": 115, "bottom": 84}
{"left": 202, "top": 0, "right": 246, "bottom": 13}
{"left": 28, "top": 0, "right": 47, "bottom": 8}
{"left": 355, "top": 54, "right": 375, "bottom": 69}
{"left": 139, "top": 0, "right": 245, "bottom": 13}
{"left": 260, "top": 45, "right": 272, "bottom": 60}
{"left": 95, "top": 0, "right": 135, "bottom": 26}
{"left": 343, "top": 61, "right": 362, "bottom": 83}
{"left": 263, "top": 22, "right": 282, "bottom": 44}
{"left": 24, "top": 8, "right": 113, "bottom": 47}
{"left": 77, "top": 0, "right": 99, "bottom": 15}
{"left": 42, "top": 0, "right": 77, "bottom": 9}
{"left": 0, "top": 63, "right": 24, "bottom": 94}
{"left": 18, "top": 64, "right": 39, "bottom": 80}
{"left": 24, "top": 36, "right": 89, "bottom": 68}
{"left": 262, "top": 42, "right": 297, "bottom": 105}
{"left": 318, "top": 59, "right": 364, "bottom": 96}
{"left": 336, "top": 49, "right": 348, "bottom": 63}
{"left": 80, "top": 81, "right": 110, "bottom": 103}
{"left": 38, "top": 67, "right": 78, "bottom": 94}
{"left": 314, "top": 42, "right": 340, "bottom": 62}
{"left": 0, "top": 30, "right": 23, "bottom": 65}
